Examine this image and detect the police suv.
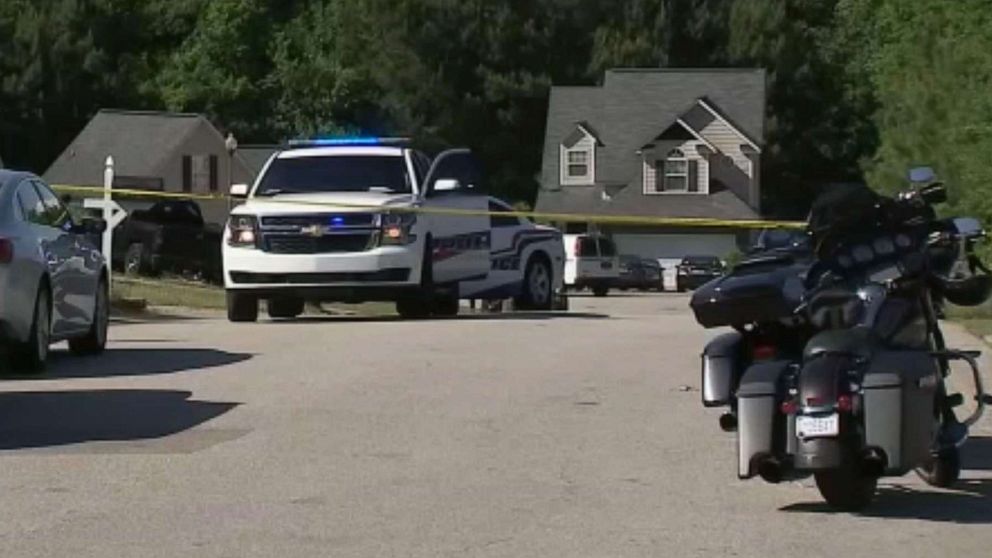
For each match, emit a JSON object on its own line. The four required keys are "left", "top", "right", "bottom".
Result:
{"left": 222, "top": 138, "right": 563, "bottom": 321}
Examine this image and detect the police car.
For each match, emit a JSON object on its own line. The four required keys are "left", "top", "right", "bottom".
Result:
{"left": 460, "top": 197, "right": 564, "bottom": 308}
{"left": 222, "top": 138, "right": 563, "bottom": 321}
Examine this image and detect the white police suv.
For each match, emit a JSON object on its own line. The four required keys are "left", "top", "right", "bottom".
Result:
{"left": 223, "top": 138, "right": 495, "bottom": 321}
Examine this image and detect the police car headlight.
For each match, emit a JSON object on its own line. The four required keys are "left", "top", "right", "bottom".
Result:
{"left": 227, "top": 215, "right": 259, "bottom": 248}
{"left": 380, "top": 212, "right": 417, "bottom": 246}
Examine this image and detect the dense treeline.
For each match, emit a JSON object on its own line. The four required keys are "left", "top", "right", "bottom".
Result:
{"left": 1, "top": 0, "right": 990, "bottom": 220}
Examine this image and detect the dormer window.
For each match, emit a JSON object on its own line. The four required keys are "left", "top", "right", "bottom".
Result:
{"left": 566, "top": 149, "right": 590, "bottom": 178}
{"left": 663, "top": 149, "right": 688, "bottom": 191}
{"left": 560, "top": 123, "right": 599, "bottom": 185}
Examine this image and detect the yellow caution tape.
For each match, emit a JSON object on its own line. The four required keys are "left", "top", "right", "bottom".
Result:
{"left": 53, "top": 183, "right": 805, "bottom": 230}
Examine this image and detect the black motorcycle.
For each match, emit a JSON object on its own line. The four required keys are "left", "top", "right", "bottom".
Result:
{"left": 692, "top": 169, "right": 992, "bottom": 510}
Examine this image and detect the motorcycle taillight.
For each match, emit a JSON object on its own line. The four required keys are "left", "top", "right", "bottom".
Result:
{"left": 752, "top": 344, "right": 777, "bottom": 361}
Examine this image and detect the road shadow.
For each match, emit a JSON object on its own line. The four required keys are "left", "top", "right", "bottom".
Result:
{"left": 567, "top": 292, "right": 674, "bottom": 299}
{"left": 781, "top": 479, "right": 992, "bottom": 524}
{"left": 781, "top": 437, "right": 992, "bottom": 522}
{"left": 963, "top": 436, "right": 992, "bottom": 471}
{"left": 0, "top": 389, "right": 238, "bottom": 451}
{"left": 2, "top": 348, "right": 252, "bottom": 380}
{"left": 270, "top": 311, "right": 611, "bottom": 324}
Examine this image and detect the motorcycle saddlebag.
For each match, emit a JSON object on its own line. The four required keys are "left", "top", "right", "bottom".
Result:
{"left": 862, "top": 351, "right": 940, "bottom": 474}
{"left": 690, "top": 256, "right": 806, "bottom": 329}
{"left": 737, "top": 360, "right": 791, "bottom": 479}
{"left": 701, "top": 332, "right": 743, "bottom": 407}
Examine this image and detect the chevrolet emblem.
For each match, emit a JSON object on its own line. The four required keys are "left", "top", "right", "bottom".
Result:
{"left": 300, "top": 224, "right": 326, "bottom": 238}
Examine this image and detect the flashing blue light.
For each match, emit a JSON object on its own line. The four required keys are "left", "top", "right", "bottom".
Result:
{"left": 330, "top": 216, "right": 346, "bottom": 227}
{"left": 287, "top": 137, "right": 411, "bottom": 148}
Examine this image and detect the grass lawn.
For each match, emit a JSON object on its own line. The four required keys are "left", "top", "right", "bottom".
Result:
{"left": 110, "top": 274, "right": 397, "bottom": 317}
{"left": 112, "top": 275, "right": 226, "bottom": 310}
{"left": 945, "top": 301, "right": 992, "bottom": 339}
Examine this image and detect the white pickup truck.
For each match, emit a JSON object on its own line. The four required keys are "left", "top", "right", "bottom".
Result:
{"left": 222, "top": 138, "right": 563, "bottom": 321}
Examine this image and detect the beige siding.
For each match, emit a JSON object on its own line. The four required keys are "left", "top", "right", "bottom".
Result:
{"left": 155, "top": 120, "right": 254, "bottom": 196}
{"left": 152, "top": 120, "right": 254, "bottom": 226}
{"left": 700, "top": 118, "right": 752, "bottom": 176}
{"left": 698, "top": 157, "right": 710, "bottom": 194}
{"left": 699, "top": 118, "right": 755, "bottom": 205}
{"left": 644, "top": 139, "right": 706, "bottom": 194}
{"left": 643, "top": 159, "right": 657, "bottom": 193}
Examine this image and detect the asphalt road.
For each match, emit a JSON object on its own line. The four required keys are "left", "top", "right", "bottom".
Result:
{"left": 1, "top": 294, "right": 990, "bottom": 557}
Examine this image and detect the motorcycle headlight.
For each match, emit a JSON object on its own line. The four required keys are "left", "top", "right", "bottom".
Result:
{"left": 379, "top": 212, "right": 417, "bottom": 246}
{"left": 227, "top": 215, "right": 259, "bottom": 248}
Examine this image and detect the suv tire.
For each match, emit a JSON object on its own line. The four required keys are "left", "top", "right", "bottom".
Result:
{"left": 268, "top": 297, "right": 305, "bottom": 320}
{"left": 227, "top": 291, "right": 259, "bottom": 322}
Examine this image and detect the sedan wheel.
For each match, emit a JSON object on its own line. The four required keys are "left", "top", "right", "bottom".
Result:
{"left": 69, "top": 279, "right": 109, "bottom": 355}
{"left": 12, "top": 287, "right": 51, "bottom": 374}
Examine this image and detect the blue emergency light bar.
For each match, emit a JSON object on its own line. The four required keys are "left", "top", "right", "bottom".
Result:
{"left": 286, "top": 137, "right": 411, "bottom": 148}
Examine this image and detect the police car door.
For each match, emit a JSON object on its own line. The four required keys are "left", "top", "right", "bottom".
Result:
{"left": 460, "top": 198, "right": 525, "bottom": 299}
{"left": 421, "top": 149, "right": 490, "bottom": 285}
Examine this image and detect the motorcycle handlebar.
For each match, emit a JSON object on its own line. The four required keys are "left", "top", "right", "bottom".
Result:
{"left": 897, "top": 181, "right": 947, "bottom": 206}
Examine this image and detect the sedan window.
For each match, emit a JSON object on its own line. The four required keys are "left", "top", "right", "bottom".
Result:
{"left": 33, "top": 181, "right": 73, "bottom": 229}
{"left": 488, "top": 201, "right": 521, "bottom": 228}
{"left": 16, "top": 181, "right": 48, "bottom": 226}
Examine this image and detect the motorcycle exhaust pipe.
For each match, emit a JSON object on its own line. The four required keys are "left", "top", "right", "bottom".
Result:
{"left": 719, "top": 413, "right": 738, "bottom": 433}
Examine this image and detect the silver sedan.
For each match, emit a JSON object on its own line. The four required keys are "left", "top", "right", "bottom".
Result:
{"left": 0, "top": 170, "right": 110, "bottom": 374}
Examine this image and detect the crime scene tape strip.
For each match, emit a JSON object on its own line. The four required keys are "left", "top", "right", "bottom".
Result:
{"left": 53, "top": 184, "right": 806, "bottom": 230}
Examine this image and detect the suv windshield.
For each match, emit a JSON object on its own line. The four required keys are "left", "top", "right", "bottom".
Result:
{"left": 256, "top": 155, "right": 411, "bottom": 196}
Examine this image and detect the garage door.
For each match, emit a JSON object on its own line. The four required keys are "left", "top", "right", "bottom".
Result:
{"left": 613, "top": 233, "right": 738, "bottom": 290}
{"left": 612, "top": 233, "right": 738, "bottom": 261}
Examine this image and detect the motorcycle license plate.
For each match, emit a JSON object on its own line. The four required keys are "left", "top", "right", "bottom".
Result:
{"left": 796, "top": 414, "right": 840, "bottom": 439}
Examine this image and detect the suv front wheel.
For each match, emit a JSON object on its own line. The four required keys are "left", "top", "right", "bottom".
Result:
{"left": 227, "top": 291, "right": 259, "bottom": 322}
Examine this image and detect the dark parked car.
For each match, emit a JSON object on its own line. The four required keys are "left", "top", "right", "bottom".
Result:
{"left": 112, "top": 200, "right": 222, "bottom": 282}
{"left": 640, "top": 259, "right": 664, "bottom": 291}
{"left": 749, "top": 228, "right": 810, "bottom": 255}
{"left": 676, "top": 255, "right": 724, "bottom": 292}
{"left": 617, "top": 255, "right": 665, "bottom": 291}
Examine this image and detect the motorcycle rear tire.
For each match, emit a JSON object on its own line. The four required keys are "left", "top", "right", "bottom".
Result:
{"left": 814, "top": 462, "right": 877, "bottom": 512}
{"left": 915, "top": 448, "right": 961, "bottom": 488}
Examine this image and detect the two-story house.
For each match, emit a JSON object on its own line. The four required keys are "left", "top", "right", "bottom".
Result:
{"left": 536, "top": 68, "right": 766, "bottom": 267}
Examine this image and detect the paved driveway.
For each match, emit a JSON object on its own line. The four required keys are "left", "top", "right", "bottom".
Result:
{"left": 1, "top": 294, "right": 990, "bottom": 557}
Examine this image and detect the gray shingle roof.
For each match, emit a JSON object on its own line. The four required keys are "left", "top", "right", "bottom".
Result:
{"left": 538, "top": 68, "right": 766, "bottom": 220}
{"left": 237, "top": 145, "right": 278, "bottom": 178}
{"left": 535, "top": 183, "right": 759, "bottom": 220}
{"left": 43, "top": 110, "right": 212, "bottom": 185}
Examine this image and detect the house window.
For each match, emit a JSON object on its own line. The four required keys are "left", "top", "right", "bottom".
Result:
{"left": 662, "top": 149, "right": 689, "bottom": 192}
{"left": 567, "top": 149, "right": 590, "bottom": 178}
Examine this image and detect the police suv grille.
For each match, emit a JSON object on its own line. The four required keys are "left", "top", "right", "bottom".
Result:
{"left": 263, "top": 234, "right": 375, "bottom": 254}
{"left": 259, "top": 213, "right": 379, "bottom": 254}
{"left": 261, "top": 213, "right": 377, "bottom": 228}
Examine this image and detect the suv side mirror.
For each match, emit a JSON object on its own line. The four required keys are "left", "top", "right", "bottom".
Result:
{"left": 432, "top": 179, "right": 461, "bottom": 193}
{"left": 230, "top": 183, "right": 250, "bottom": 198}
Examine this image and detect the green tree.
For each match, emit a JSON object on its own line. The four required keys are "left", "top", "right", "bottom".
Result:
{"left": 157, "top": 0, "right": 279, "bottom": 140}
{"left": 858, "top": 0, "right": 992, "bottom": 226}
